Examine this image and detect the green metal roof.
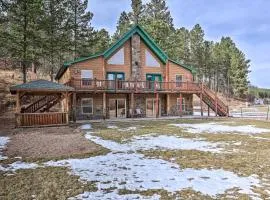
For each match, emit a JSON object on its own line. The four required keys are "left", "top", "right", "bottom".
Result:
{"left": 10, "top": 79, "right": 74, "bottom": 94}
{"left": 55, "top": 25, "right": 195, "bottom": 79}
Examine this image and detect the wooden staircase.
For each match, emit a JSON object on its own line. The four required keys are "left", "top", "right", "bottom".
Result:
{"left": 22, "top": 95, "right": 60, "bottom": 113}
{"left": 198, "top": 84, "right": 228, "bottom": 117}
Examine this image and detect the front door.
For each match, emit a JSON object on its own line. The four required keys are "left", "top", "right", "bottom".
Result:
{"left": 109, "top": 99, "right": 126, "bottom": 118}
{"left": 146, "top": 98, "right": 161, "bottom": 117}
{"left": 146, "top": 74, "right": 162, "bottom": 90}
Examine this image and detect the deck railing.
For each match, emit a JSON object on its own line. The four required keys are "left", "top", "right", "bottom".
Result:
{"left": 67, "top": 78, "right": 201, "bottom": 93}
{"left": 15, "top": 112, "right": 68, "bottom": 127}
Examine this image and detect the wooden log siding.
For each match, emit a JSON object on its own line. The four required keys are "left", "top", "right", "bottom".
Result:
{"left": 15, "top": 112, "right": 68, "bottom": 127}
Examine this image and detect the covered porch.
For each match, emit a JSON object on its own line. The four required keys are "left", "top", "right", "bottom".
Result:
{"left": 10, "top": 80, "right": 74, "bottom": 127}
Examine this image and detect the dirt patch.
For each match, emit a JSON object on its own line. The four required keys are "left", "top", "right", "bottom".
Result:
{"left": 5, "top": 126, "right": 109, "bottom": 162}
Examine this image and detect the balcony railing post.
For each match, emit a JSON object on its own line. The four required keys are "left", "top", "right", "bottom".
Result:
{"left": 94, "top": 78, "right": 97, "bottom": 92}
{"left": 115, "top": 79, "right": 117, "bottom": 92}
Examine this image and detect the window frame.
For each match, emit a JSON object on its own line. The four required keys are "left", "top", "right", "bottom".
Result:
{"left": 81, "top": 70, "right": 93, "bottom": 86}
{"left": 176, "top": 97, "right": 186, "bottom": 112}
{"left": 107, "top": 47, "right": 125, "bottom": 65}
{"left": 145, "top": 49, "right": 160, "bottom": 68}
{"left": 81, "top": 98, "right": 93, "bottom": 114}
{"left": 175, "top": 74, "right": 184, "bottom": 87}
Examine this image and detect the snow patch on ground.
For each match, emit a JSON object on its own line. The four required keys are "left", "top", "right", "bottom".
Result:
{"left": 85, "top": 133, "right": 224, "bottom": 153}
{"left": 0, "top": 161, "right": 39, "bottom": 172}
{"left": 130, "top": 135, "right": 223, "bottom": 153}
{"left": 70, "top": 191, "right": 160, "bottom": 200}
{"left": 0, "top": 136, "right": 9, "bottom": 160}
{"left": 119, "top": 127, "right": 137, "bottom": 132}
{"left": 107, "top": 125, "right": 118, "bottom": 129}
{"left": 80, "top": 124, "right": 92, "bottom": 130}
{"left": 46, "top": 132, "right": 261, "bottom": 199}
{"left": 170, "top": 123, "right": 270, "bottom": 134}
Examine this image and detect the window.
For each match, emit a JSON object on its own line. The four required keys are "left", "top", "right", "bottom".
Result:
{"left": 81, "top": 70, "right": 93, "bottom": 86}
{"left": 176, "top": 75, "right": 183, "bottom": 87}
{"left": 81, "top": 98, "right": 93, "bottom": 114}
{"left": 108, "top": 47, "right": 124, "bottom": 65}
{"left": 177, "top": 97, "right": 186, "bottom": 111}
{"left": 145, "top": 49, "right": 160, "bottom": 67}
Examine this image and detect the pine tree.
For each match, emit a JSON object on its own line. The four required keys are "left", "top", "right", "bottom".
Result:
{"left": 6, "top": 0, "right": 43, "bottom": 82}
{"left": 190, "top": 24, "right": 204, "bottom": 80}
{"left": 41, "top": 0, "right": 71, "bottom": 81}
{"left": 67, "top": 0, "right": 94, "bottom": 58}
{"left": 113, "top": 11, "right": 132, "bottom": 41}
{"left": 171, "top": 27, "right": 190, "bottom": 63}
{"left": 130, "top": 0, "right": 144, "bottom": 24}
{"left": 143, "top": 0, "right": 174, "bottom": 56}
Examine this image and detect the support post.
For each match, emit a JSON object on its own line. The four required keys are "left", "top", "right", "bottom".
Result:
{"left": 16, "top": 92, "right": 21, "bottom": 127}
{"left": 179, "top": 93, "right": 182, "bottom": 117}
{"left": 166, "top": 94, "right": 170, "bottom": 116}
{"left": 64, "top": 92, "right": 69, "bottom": 124}
{"left": 103, "top": 92, "right": 106, "bottom": 119}
{"left": 200, "top": 92, "right": 203, "bottom": 116}
{"left": 215, "top": 92, "right": 218, "bottom": 116}
{"left": 72, "top": 92, "right": 77, "bottom": 122}
{"left": 131, "top": 93, "right": 134, "bottom": 118}
{"left": 16, "top": 92, "right": 21, "bottom": 113}
{"left": 208, "top": 105, "right": 210, "bottom": 117}
{"left": 155, "top": 93, "right": 159, "bottom": 118}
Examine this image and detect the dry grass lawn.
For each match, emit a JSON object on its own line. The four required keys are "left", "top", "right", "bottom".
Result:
{"left": 0, "top": 167, "right": 97, "bottom": 200}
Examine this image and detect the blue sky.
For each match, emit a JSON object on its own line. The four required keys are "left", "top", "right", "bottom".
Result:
{"left": 88, "top": 0, "right": 270, "bottom": 88}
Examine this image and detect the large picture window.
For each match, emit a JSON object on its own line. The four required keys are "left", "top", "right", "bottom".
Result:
{"left": 81, "top": 98, "right": 93, "bottom": 114}
{"left": 81, "top": 70, "right": 93, "bottom": 86}
{"left": 108, "top": 47, "right": 124, "bottom": 65}
{"left": 145, "top": 49, "right": 160, "bottom": 67}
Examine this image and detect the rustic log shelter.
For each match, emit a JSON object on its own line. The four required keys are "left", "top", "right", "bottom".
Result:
{"left": 10, "top": 80, "right": 74, "bottom": 127}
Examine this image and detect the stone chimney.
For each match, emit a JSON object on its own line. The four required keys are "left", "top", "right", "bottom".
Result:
{"left": 131, "top": 34, "right": 142, "bottom": 80}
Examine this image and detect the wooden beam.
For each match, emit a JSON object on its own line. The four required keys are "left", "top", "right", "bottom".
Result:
{"left": 16, "top": 92, "right": 21, "bottom": 113}
{"left": 131, "top": 93, "right": 134, "bottom": 118}
{"left": 166, "top": 94, "right": 170, "bottom": 116}
{"left": 64, "top": 92, "right": 69, "bottom": 124}
{"left": 215, "top": 92, "right": 218, "bottom": 116}
{"left": 103, "top": 92, "right": 106, "bottom": 119}
{"left": 72, "top": 92, "right": 77, "bottom": 122}
{"left": 155, "top": 93, "right": 159, "bottom": 118}
{"left": 200, "top": 92, "right": 203, "bottom": 116}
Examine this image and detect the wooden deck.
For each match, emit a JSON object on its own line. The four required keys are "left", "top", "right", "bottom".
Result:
{"left": 67, "top": 78, "right": 201, "bottom": 93}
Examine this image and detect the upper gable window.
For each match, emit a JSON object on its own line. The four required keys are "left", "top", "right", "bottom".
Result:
{"left": 108, "top": 47, "right": 124, "bottom": 65}
{"left": 145, "top": 49, "right": 160, "bottom": 67}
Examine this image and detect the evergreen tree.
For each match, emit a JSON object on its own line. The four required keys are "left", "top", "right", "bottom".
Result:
{"left": 143, "top": 0, "right": 174, "bottom": 56}
{"left": 67, "top": 0, "right": 94, "bottom": 58}
{"left": 41, "top": 0, "right": 71, "bottom": 81}
{"left": 113, "top": 11, "right": 131, "bottom": 40}
{"left": 6, "top": 0, "right": 43, "bottom": 82}
{"left": 190, "top": 24, "right": 204, "bottom": 79}
{"left": 171, "top": 27, "right": 190, "bottom": 63}
{"left": 130, "top": 0, "right": 144, "bottom": 24}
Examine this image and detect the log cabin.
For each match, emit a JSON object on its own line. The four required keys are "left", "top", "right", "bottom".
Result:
{"left": 56, "top": 25, "right": 228, "bottom": 121}
{"left": 10, "top": 25, "right": 228, "bottom": 127}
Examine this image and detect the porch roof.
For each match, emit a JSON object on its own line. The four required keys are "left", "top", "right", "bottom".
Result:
{"left": 10, "top": 79, "right": 74, "bottom": 94}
